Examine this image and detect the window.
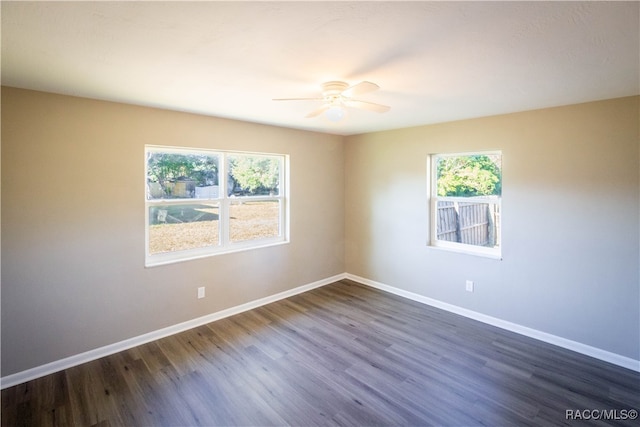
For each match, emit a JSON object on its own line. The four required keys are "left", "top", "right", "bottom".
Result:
{"left": 429, "top": 151, "right": 502, "bottom": 258}
{"left": 145, "top": 146, "right": 288, "bottom": 266}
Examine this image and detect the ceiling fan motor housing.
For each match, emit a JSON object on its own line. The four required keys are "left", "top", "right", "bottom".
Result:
{"left": 273, "top": 80, "right": 389, "bottom": 118}
{"left": 322, "top": 81, "right": 350, "bottom": 103}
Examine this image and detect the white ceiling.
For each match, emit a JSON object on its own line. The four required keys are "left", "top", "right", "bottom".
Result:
{"left": 2, "top": 1, "right": 639, "bottom": 135}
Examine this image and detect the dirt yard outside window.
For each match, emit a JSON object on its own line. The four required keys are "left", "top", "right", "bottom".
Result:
{"left": 149, "top": 201, "right": 279, "bottom": 254}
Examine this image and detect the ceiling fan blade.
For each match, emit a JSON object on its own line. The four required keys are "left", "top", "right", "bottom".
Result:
{"left": 342, "top": 81, "right": 380, "bottom": 97}
{"left": 345, "top": 99, "right": 390, "bottom": 113}
{"left": 305, "top": 104, "right": 330, "bottom": 118}
{"left": 272, "top": 97, "right": 324, "bottom": 101}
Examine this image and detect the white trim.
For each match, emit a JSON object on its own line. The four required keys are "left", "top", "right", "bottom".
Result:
{"left": 428, "top": 151, "right": 502, "bottom": 259}
{"left": 3, "top": 271, "right": 637, "bottom": 389}
{"left": 144, "top": 147, "right": 289, "bottom": 267}
{"left": 426, "top": 244, "right": 503, "bottom": 260}
{"left": 146, "top": 233, "right": 289, "bottom": 268}
{"left": 345, "top": 273, "right": 640, "bottom": 373}
{"left": 0, "top": 273, "right": 347, "bottom": 390}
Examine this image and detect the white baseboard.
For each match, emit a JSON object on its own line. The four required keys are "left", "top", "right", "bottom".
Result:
{"left": 3, "top": 271, "right": 637, "bottom": 389}
{"left": 0, "top": 273, "right": 347, "bottom": 390}
{"left": 345, "top": 273, "right": 640, "bottom": 373}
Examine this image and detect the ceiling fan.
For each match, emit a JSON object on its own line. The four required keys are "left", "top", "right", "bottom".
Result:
{"left": 273, "top": 81, "right": 390, "bottom": 121}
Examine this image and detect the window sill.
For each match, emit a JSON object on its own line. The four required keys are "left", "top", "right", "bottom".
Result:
{"left": 427, "top": 244, "right": 502, "bottom": 260}
{"left": 145, "top": 239, "right": 289, "bottom": 268}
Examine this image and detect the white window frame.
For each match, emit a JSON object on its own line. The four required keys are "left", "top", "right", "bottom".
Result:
{"left": 428, "top": 150, "right": 502, "bottom": 259}
{"left": 145, "top": 145, "right": 289, "bottom": 267}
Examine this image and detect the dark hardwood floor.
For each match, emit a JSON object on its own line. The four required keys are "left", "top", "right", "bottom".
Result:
{"left": 2, "top": 279, "right": 639, "bottom": 426}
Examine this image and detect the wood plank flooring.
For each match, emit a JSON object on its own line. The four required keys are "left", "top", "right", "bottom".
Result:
{"left": 2, "top": 279, "right": 639, "bottom": 426}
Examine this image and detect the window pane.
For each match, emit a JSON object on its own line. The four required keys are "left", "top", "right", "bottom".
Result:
{"left": 148, "top": 203, "right": 220, "bottom": 254}
{"left": 227, "top": 154, "right": 280, "bottom": 197}
{"left": 436, "top": 154, "right": 501, "bottom": 197}
{"left": 147, "top": 151, "right": 219, "bottom": 200}
{"left": 437, "top": 200, "right": 500, "bottom": 248}
{"left": 230, "top": 200, "right": 280, "bottom": 243}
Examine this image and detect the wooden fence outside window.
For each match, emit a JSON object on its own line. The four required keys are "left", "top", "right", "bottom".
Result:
{"left": 436, "top": 200, "right": 499, "bottom": 247}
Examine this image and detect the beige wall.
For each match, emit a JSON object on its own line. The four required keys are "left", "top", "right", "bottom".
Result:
{"left": 2, "top": 88, "right": 639, "bottom": 377}
{"left": 1, "top": 87, "right": 345, "bottom": 376}
{"left": 345, "top": 96, "right": 640, "bottom": 360}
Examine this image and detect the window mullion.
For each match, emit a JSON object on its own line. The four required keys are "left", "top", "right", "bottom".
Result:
{"left": 145, "top": 146, "right": 287, "bottom": 266}
{"left": 219, "top": 153, "right": 230, "bottom": 246}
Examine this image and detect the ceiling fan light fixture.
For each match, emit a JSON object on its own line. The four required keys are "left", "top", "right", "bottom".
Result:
{"left": 325, "top": 105, "right": 346, "bottom": 122}
{"left": 273, "top": 80, "right": 389, "bottom": 120}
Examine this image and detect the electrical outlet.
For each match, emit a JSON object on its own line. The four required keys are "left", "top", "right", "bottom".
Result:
{"left": 465, "top": 280, "right": 474, "bottom": 292}
{"left": 197, "top": 286, "right": 205, "bottom": 299}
